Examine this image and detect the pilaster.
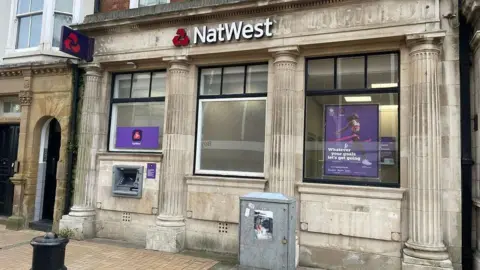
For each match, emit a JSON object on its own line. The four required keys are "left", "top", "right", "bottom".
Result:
{"left": 470, "top": 30, "right": 480, "bottom": 270}
{"left": 402, "top": 34, "right": 453, "bottom": 269}
{"left": 59, "top": 63, "right": 103, "bottom": 240}
{"left": 267, "top": 47, "right": 299, "bottom": 197}
{"left": 146, "top": 57, "right": 192, "bottom": 252}
{"left": 6, "top": 70, "right": 32, "bottom": 230}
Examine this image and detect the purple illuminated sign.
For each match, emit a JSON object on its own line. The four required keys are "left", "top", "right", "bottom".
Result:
{"left": 59, "top": 26, "right": 95, "bottom": 62}
{"left": 324, "top": 104, "right": 379, "bottom": 178}
{"left": 146, "top": 163, "right": 156, "bottom": 179}
{"left": 115, "top": 127, "right": 159, "bottom": 149}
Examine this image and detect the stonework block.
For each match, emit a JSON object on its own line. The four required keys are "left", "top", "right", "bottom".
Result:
{"left": 146, "top": 226, "right": 185, "bottom": 253}
{"left": 186, "top": 176, "right": 266, "bottom": 223}
{"left": 59, "top": 214, "right": 95, "bottom": 240}
{"left": 299, "top": 184, "right": 404, "bottom": 241}
{"left": 185, "top": 219, "right": 238, "bottom": 254}
{"left": 300, "top": 245, "right": 401, "bottom": 270}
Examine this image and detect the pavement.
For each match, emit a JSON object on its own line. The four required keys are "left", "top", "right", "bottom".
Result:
{"left": 0, "top": 224, "right": 321, "bottom": 270}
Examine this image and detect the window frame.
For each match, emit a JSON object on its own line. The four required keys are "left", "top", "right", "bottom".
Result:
{"left": 107, "top": 70, "right": 167, "bottom": 153}
{"left": 129, "top": 0, "right": 170, "bottom": 9}
{"left": 5, "top": 0, "right": 81, "bottom": 57}
{"left": 194, "top": 63, "right": 269, "bottom": 178}
{"left": 303, "top": 51, "right": 401, "bottom": 188}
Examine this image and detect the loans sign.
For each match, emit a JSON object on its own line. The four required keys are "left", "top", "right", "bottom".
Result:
{"left": 173, "top": 18, "right": 274, "bottom": 47}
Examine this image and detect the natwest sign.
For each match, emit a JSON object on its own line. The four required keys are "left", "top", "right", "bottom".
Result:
{"left": 172, "top": 18, "right": 274, "bottom": 47}
{"left": 59, "top": 26, "right": 95, "bottom": 62}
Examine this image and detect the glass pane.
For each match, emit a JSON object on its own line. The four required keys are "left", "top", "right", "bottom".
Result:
{"left": 307, "top": 58, "right": 334, "bottom": 90}
{"left": 114, "top": 74, "right": 132, "bottom": 98}
{"left": 139, "top": 0, "right": 167, "bottom": 7}
{"left": 55, "top": 0, "right": 73, "bottom": 13}
{"left": 246, "top": 65, "right": 268, "bottom": 93}
{"left": 110, "top": 102, "right": 164, "bottom": 151}
{"left": 3, "top": 99, "right": 21, "bottom": 114}
{"left": 198, "top": 99, "right": 266, "bottom": 173}
{"left": 52, "top": 14, "right": 72, "bottom": 47}
{"left": 30, "top": 15, "right": 42, "bottom": 47}
{"left": 368, "top": 54, "right": 399, "bottom": 89}
{"left": 131, "top": 73, "right": 151, "bottom": 98}
{"left": 200, "top": 68, "right": 221, "bottom": 95}
{"left": 17, "top": 17, "right": 30, "bottom": 49}
{"left": 222, "top": 66, "right": 245, "bottom": 95}
{"left": 31, "top": 0, "right": 44, "bottom": 12}
{"left": 304, "top": 93, "right": 399, "bottom": 184}
{"left": 337, "top": 56, "right": 365, "bottom": 89}
{"left": 151, "top": 72, "right": 166, "bottom": 97}
{"left": 17, "top": 0, "right": 29, "bottom": 14}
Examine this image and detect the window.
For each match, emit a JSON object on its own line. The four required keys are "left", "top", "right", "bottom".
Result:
{"left": 305, "top": 52, "right": 399, "bottom": 187}
{"left": 16, "top": 0, "right": 43, "bottom": 48}
{"left": 196, "top": 64, "right": 268, "bottom": 177}
{"left": 130, "top": 0, "right": 170, "bottom": 8}
{"left": 0, "top": 97, "right": 21, "bottom": 116}
{"left": 10, "top": 0, "right": 76, "bottom": 51}
{"left": 52, "top": 0, "right": 73, "bottom": 47}
{"left": 109, "top": 71, "right": 166, "bottom": 152}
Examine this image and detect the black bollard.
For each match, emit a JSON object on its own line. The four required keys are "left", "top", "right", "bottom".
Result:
{"left": 31, "top": 232, "right": 69, "bottom": 270}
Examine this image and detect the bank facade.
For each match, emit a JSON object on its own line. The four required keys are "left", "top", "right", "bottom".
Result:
{"left": 60, "top": 0, "right": 466, "bottom": 269}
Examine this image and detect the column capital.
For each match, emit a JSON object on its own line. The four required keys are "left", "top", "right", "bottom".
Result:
{"left": 19, "top": 91, "right": 32, "bottom": 106}
{"left": 163, "top": 56, "right": 190, "bottom": 72}
{"left": 269, "top": 46, "right": 300, "bottom": 64}
{"left": 81, "top": 63, "right": 102, "bottom": 77}
{"left": 471, "top": 31, "right": 480, "bottom": 54}
{"left": 406, "top": 32, "right": 445, "bottom": 54}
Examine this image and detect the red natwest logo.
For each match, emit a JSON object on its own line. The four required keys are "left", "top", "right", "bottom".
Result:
{"left": 172, "top": 28, "right": 190, "bottom": 47}
{"left": 63, "top": 32, "right": 81, "bottom": 53}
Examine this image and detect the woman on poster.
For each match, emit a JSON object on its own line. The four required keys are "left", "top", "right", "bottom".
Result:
{"left": 335, "top": 113, "right": 372, "bottom": 166}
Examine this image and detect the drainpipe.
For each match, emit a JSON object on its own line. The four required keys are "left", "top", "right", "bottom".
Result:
{"left": 459, "top": 1, "right": 473, "bottom": 269}
{"left": 64, "top": 64, "right": 80, "bottom": 215}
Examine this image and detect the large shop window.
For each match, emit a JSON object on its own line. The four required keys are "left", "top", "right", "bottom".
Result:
{"left": 305, "top": 52, "right": 400, "bottom": 187}
{"left": 109, "top": 71, "right": 166, "bottom": 152}
{"left": 196, "top": 64, "right": 268, "bottom": 177}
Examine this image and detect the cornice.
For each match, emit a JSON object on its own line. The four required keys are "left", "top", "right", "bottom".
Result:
{"left": 76, "top": 0, "right": 348, "bottom": 34}
{"left": 0, "top": 64, "right": 71, "bottom": 78}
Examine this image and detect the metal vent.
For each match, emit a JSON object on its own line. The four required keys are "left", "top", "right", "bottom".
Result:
{"left": 122, "top": 212, "right": 131, "bottom": 222}
{"left": 218, "top": 222, "right": 228, "bottom": 233}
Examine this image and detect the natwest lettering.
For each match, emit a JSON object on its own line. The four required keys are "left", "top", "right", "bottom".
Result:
{"left": 193, "top": 18, "right": 273, "bottom": 44}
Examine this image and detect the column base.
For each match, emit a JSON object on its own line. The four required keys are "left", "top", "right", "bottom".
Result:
{"left": 146, "top": 225, "right": 185, "bottom": 253}
{"left": 5, "top": 215, "right": 25, "bottom": 231}
{"left": 474, "top": 250, "right": 480, "bottom": 270}
{"left": 59, "top": 207, "right": 96, "bottom": 240}
{"left": 402, "top": 249, "right": 453, "bottom": 270}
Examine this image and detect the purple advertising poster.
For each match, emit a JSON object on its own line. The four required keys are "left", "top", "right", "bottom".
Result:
{"left": 146, "top": 163, "right": 156, "bottom": 179}
{"left": 380, "top": 137, "right": 396, "bottom": 165}
{"left": 324, "top": 104, "right": 379, "bottom": 178}
{"left": 115, "top": 127, "right": 159, "bottom": 149}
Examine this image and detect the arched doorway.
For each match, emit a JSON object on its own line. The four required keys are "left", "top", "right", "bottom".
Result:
{"left": 31, "top": 118, "right": 61, "bottom": 230}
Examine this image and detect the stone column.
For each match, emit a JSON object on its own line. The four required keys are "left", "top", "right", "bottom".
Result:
{"left": 6, "top": 71, "right": 32, "bottom": 230}
{"left": 402, "top": 35, "right": 453, "bottom": 269}
{"left": 267, "top": 47, "right": 299, "bottom": 197}
{"left": 59, "top": 64, "right": 103, "bottom": 240}
{"left": 471, "top": 30, "right": 480, "bottom": 269}
{"left": 146, "top": 57, "right": 192, "bottom": 252}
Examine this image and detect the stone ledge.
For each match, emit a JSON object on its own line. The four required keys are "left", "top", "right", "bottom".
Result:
{"left": 297, "top": 183, "right": 406, "bottom": 201}
{"left": 97, "top": 151, "right": 163, "bottom": 162}
{"left": 186, "top": 175, "right": 267, "bottom": 190}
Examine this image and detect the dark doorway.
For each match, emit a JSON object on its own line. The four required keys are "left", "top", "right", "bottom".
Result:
{"left": 42, "top": 119, "right": 61, "bottom": 221}
{"left": 0, "top": 125, "right": 19, "bottom": 216}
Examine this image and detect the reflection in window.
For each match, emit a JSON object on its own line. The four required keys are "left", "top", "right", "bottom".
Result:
{"left": 139, "top": 0, "right": 169, "bottom": 7}
{"left": 305, "top": 52, "right": 400, "bottom": 187}
{"left": 109, "top": 71, "right": 166, "bottom": 152}
{"left": 196, "top": 63, "right": 268, "bottom": 177}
